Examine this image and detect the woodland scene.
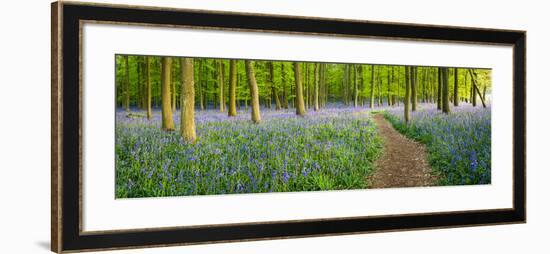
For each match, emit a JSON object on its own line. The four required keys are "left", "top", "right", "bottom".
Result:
{"left": 115, "top": 55, "right": 491, "bottom": 198}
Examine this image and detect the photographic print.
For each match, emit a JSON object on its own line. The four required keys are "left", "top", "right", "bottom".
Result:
{"left": 52, "top": 2, "right": 525, "bottom": 252}
{"left": 114, "top": 56, "right": 492, "bottom": 198}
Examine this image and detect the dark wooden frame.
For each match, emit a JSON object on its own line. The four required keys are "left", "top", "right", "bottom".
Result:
{"left": 51, "top": 1, "right": 526, "bottom": 253}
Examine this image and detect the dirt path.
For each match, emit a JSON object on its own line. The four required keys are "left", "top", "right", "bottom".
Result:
{"left": 368, "top": 114, "right": 438, "bottom": 188}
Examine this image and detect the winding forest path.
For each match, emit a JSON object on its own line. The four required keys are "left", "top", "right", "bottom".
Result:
{"left": 368, "top": 114, "right": 438, "bottom": 188}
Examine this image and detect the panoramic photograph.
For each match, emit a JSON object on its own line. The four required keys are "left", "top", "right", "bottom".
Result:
{"left": 114, "top": 55, "right": 491, "bottom": 198}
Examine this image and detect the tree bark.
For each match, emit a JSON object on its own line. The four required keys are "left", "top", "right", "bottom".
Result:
{"left": 404, "top": 66, "right": 411, "bottom": 122}
{"left": 198, "top": 60, "right": 205, "bottom": 110}
{"left": 228, "top": 60, "right": 237, "bottom": 117}
{"left": 369, "top": 65, "right": 375, "bottom": 108}
{"left": 161, "top": 57, "right": 175, "bottom": 131}
{"left": 377, "top": 67, "right": 382, "bottom": 107}
{"left": 442, "top": 68, "right": 450, "bottom": 114}
{"left": 352, "top": 64, "right": 358, "bottom": 107}
{"left": 437, "top": 67, "right": 443, "bottom": 109}
{"left": 171, "top": 58, "right": 178, "bottom": 112}
{"left": 453, "top": 68, "right": 459, "bottom": 106}
{"left": 146, "top": 57, "right": 152, "bottom": 120}
{"left": 314, "top": 63, "right": 320, "bottom": 111}
{"left": 218, "top": 60, "right": 225, "bottom": 112}
{"left": 411, "top": 66, "right": 417, "bottom": 111}
{"left": 123, "top": 55, "right": 130, "bottom": 112}
{"left": 294, "top": 62, "right": 306, "bottom": 116}
{"left": 387, "top": 66, "right": 393, "bottom": 106}
{"left": 245, "top": 60, "right": 261, "bottom": 123}
{"left": 180, "top": 58, "right": 196, "bottom": 142}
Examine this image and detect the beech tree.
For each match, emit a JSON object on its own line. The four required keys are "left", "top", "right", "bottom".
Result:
{"left": 228, "top": 60, "right": 238, "bottom": 117}
{"left": 180, "top": 58, "right": 196, "bottom": 142}
{"left": 404, "top": 66, "right": 411, "bottom": 122}
{"left": 294, "top": 62, "right": 306, "bottom": 116}
{"left": 161, "top": 57, "right": 175, "bottom": 131}
{"left": 442, "top": 67, "right": 450, "bottom": 114}
{"left": 245, "top": 60, "right": 261, "bottom": 123}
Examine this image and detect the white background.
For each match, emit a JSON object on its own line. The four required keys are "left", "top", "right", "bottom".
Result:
{"left": 0, "top": 0, "right": 547, "bottom": 253}
{"left": 82, "top": 22, "right": 513, "bottom": 231}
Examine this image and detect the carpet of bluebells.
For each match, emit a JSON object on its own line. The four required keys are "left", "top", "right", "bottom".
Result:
{"left": 116, "top": 106, "right": 382, "bottom": 198}
{"left": 384, "top": 104, "right": 491, "bottom": 185}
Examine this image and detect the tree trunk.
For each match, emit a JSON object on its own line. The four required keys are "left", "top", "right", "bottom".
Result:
{"left": 294, "top": 62, "right": 306, "bottom": 116}
{"left": 161, "top": 57, "right": 175, "bottom": 131}
{"left": 198, "top": 60, "right": 205, "bottom": 110}
{"left": 411, "top": 66, "right": 417, "bottom": 111}
{"left": 387, "top": 66, "right": 393, "bottom": 106}
{"left": 453, "top": 68, "right": 459, "bottom": 106}
{"left": 468, "top": 69, "right": 487, "bottom": 108}
{"left": 146, "top": 57, "right": 152, "bottom": 120}
{"left": 171, "top": 58, "right": 178, "bottom": 112}
{"left": 404, "top": 66, "right": 411, "bottom": 122}
{"left": 314, "top": 63, "right": 320, "bottom": 111}
{"left": 442, "top": 68, "right": 450, "bottom": 114}
{"left": 228, "top": 60, "right": 237, "bottom": 117}
{"left": 377, "top": 67, "right": 382, "bottom": 106}
{"left": 218, "top": 61, "right": 225, "bottom": 112}
{"left": 437, "top": 67, "right": 443, "bottom": 109}
{"left": 369, "top": 65, "right": 375, "bottom": 108}
{"left": 245, "top": 60, "right": 261, "bottom": 123}
{"left": 471, "top": 72, "right": 477, "bottom": 107}
{"left": 180, "top": 58, "right": 196, "bottom": 142}
{"left": 123, "top": 55, "right": 130, "bottom": 111}
{"left": 305, "top": 64, "right": 309, "bottom": 109}
{"left": 353, "top": 64, "right": 359, "bottom": 108}
{"left": 358, "top": 65, "right": 364, "bottom": 106}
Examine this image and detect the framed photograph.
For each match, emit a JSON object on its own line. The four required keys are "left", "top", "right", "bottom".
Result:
{"left": 51, "top": 1, "right": 526, "bottom": 252}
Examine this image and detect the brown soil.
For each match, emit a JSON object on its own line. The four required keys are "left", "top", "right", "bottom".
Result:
{"left": 368, "top": 114, "right": 438, "bottom": 188}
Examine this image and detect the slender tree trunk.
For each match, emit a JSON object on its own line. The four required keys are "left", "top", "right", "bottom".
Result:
{"left": 353, "top": 64, "right": 358, "bottom": 107}
{"left": 468, "top": 69, "right": 486, "bottom": 108}
{"left": 470, "top": 70, "right": 477, "bottom": 107}
{"left": 437, "top": 68, "right": 442, "bottom": 110}
{"left": 171, "top": 58, "right": 178, "bottom": 112}
{"left": 228, "top": 60, "right": 237, "bottom": 117}
{"left": 123, "top": 55, "right": 130, "bottom": 111}
{"left": 453, "top": 68, "right": 459, "bottom": 106}
{"left": 245, "top": 60, "right": 261, "bottom": 123}
{"left": 358, "top": 65, "right": 364, "bottom": 106}
{"left": 294, "top": 62, "right": 306, "bottom": 116}
{"left": 397, "top": 67, "right": 401, "bottom": 106}
{"left": 463, "top": 70, "right": 468, "bottom": 103}
{"left": 411, "top": 66, "right": 417, "bottom": 111}
{"left": 404, "top": 66, "right": 411, "bottom": 122}
{"left": 314, "top": 63, "right": 320, "bottom": 111}
{"left": 136, "top": 57, "right": 142, "bottom": 109}
{"left": 442, "top": 67, "right": 450, "bottom": 113}
{"left": 161, "top": 57, "right": 175, "bottom": 131}
{"left": 198, "top": 60, "right": 205, "bottom": 110}
{"left": 146, "top": 57, "right": 152, "bottom": 120}
{"left": 305, "top": 64, "right": 309, "bottom": 109}
{"left": 180, "top": 58, "right": 196, "bottom": 142}
{"left": 387, "top": 67, "right": 391, "bottom": 106}
{"left": 377, "top": 67, "right": 382, "bottom": 106}
{"left": 369, "top": 65, "right": 376, "bottom": 108}
{"left": 218, "top": 61, "right": 225, "bottom": 112}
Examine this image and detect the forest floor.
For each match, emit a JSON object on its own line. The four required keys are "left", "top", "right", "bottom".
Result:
{"left": 368, "top": 113, "right": 438, "bottom": 188}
